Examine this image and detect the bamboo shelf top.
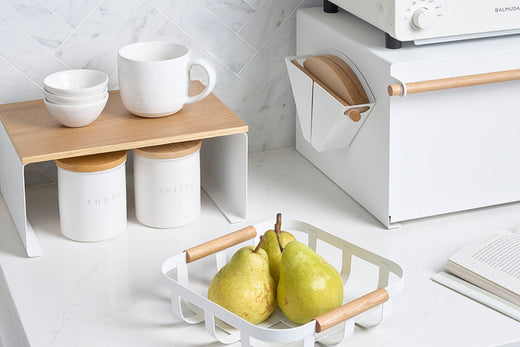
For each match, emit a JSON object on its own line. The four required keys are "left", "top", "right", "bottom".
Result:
{"left": 0, "top": 81, "right": 248, "bottom": 164}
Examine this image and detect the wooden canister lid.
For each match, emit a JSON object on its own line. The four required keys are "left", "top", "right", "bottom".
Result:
{"left": 55, "top": 150, "right": 127, "bottom": 173}
{"left": 132, "top": 140, "right": 202, "bottom": 160}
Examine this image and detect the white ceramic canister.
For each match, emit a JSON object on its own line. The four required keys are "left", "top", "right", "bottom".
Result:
{"left": 133, "top": 140, "right": 201, "bottom": 228}
{"left": 55, "top": 151, "right": 127, "bottom": 242}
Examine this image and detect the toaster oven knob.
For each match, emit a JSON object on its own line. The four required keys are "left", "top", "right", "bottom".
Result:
{"left": 412, "top": 7, "right": 434, "bottom": 29}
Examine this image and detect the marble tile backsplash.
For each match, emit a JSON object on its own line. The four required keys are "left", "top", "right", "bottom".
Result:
{"left": 0, "top": 0, "right": 321, "bottom": 185}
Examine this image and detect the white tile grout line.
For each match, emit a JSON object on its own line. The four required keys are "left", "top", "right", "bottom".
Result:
{"left": 256, "top": 59, "right": 286, "bottom": 92}
{"left": 173, "top": 0, "right": 283, "bottom": 84}
{"left": 236, "top": 9, "right": 256, "bottom": 35}
{"left": 144, "top": 1, "right": 260, "bottom": 93}
{"left": 236, "top": 0, "right": 268, "bottom": 36}
{"left": 33, "top": 0, "right": 74, "bottom": 30}
{"left": 0, "top": 12, "right": 71, "bottom": 71}
{"left": 235, "top": 0, "right": 303, "bottom": 78}
{"left": 79, "top": 0, "right": 147, "bottom": 69}
{"left": 46, "top": 5, "right": 75, "bottom": 30}
{"left": 243, "top": 0, "right": 304, "bottom": 59}
{"left": 51, "top": 0, "right": 62, "bottom": 11}
{"left": 37, "top": 0, "right": 63, "bottom": 12}
{"left": 145, "top": 16, "right": 169, "bottom": 41}
{"left": 36, "top": 0, "right": 55, "bottom": 12}
{"left": 242, "top": 0, "right": 258, "bottom": 11}
{"left": 0, "top": 56, "right": 44, "bottom": 92}
{"left": 52, "top": 0, "right": 106, "bottom": 55}
{"left": 235, "top": 2, "right": 304, "bottom": 94}
{"left": 193, "top": 0, "right": 258, "bottom": 53}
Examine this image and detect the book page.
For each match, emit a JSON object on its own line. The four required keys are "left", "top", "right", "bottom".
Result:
{"left": 471, "top": 233, "right": 520, "bottom": 280}
{"left": 447, "top": 231, "right": 520, "bottom": 298}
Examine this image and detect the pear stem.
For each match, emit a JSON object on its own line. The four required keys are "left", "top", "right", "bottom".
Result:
{"left": 275, "top": 213, "right": 283, "bottom": 252}
{"left": 253, "top": 235, "right": 266, "bottom": 253}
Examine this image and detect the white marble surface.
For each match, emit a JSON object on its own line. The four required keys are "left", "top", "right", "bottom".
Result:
{"left": 1, "top": 147, "right": 520, "bottom": 347}
{"left": 0, "top": 0, "right": 321, "bottom": 152}
{"left": 198, "top": 0, "right": 255, "bottom": 33}
{"left": 237, "top": 0, "right": 301, "bottom": 50}
{"left": 0, "top": 1, "right": 72, "bottom": 52}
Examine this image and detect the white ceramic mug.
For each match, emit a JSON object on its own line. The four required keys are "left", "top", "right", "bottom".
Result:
{"left": 118, "top": 41, "right": 216, "bottom": 117}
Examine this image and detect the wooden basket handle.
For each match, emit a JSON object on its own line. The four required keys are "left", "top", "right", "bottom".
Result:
{"left": 388, "top": 68, "right": 520, "bottom": 96}
{"left": 184, "top": 226, "right": 257, "bottom": 263}
{"left": 314, "top": 288, "right": 389, "bottom": 333}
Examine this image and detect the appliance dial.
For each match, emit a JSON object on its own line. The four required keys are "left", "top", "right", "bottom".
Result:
{"left": 412, "top": 7, "right": 434, "bottom": 29}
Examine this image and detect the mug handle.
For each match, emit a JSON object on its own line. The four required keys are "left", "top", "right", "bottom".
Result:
{"left": 185, "top": 58, "right": 216, "bottom": 104}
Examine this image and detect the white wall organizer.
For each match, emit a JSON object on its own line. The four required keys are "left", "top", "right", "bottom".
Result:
{"left": 285, "top": 50, "right": 375, "bottom": 152}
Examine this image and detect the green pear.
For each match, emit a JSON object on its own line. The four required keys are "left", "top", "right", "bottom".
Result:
{"left": 277, "top": 241, "right": 343, "bottom": 324}
{"left": 261, "top": 213, "right": 296, "bottom": 283}
{"left": 262, "top": 229, "right": 295, "bottom": 283}
{"left": 208, "top": 237, "right": 276, "bottom": 324}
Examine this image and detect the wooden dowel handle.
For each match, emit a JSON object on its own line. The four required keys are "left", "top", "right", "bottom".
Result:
{"left": 347, "top": 109, "right": 361, "bottom": 122}
{"left": 345, "top": 106, "right": 370, "bottom": 122}
{"left": 185, "top": 226, "right": 257, "bottom": 263}
{"left": 388, "top": 68, "right": 520, "bottom": 96}
{"left": 314, "top": 288, "right": 389, "bottom": 333}
{"left": 388, "top": 84, "right": 404, "bottom": 96}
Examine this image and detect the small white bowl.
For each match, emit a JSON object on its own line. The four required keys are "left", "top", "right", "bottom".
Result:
{"left": 44, "top": 88, "right": 108, "bottom": 105}
{"left": 44, "top": 94, "right": 109, "bottom": 127}
{"left": 44, "top": 69, "right": 108, "bottom": 97}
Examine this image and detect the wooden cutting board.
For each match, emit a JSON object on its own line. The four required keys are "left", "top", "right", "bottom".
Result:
{"left": 303, "top": 55, "right": 368, "bottom": 105}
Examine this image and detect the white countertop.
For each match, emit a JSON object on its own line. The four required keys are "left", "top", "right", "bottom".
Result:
{"left": 0, "top": 147, "right": 519, "bottom": 347}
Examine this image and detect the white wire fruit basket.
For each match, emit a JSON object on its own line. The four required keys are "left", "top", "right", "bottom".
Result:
{"left": 161, "top": 219, "right": 404, "bottom": 346}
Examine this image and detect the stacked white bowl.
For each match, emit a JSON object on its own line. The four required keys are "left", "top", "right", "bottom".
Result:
{"left": 43, "top": 69, "right": 109, "bottom": 127}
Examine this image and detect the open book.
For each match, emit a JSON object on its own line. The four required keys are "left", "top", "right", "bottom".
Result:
{"left": 432, "top": 230, "right": 520, "bottom": 321}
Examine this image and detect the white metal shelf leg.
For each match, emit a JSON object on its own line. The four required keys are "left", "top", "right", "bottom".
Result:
{"left": 201, "top": 133, "right": 248, "bottom": 223}
{"left": 0, "top": 124, "right": 43, "bottom": 257}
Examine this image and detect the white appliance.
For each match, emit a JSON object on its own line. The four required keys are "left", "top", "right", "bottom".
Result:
{"left": 289, "top": 8, "right": 520, "bottom": 228}
{"left": 323, "top": 0, "right": 520, "bottom": 48}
